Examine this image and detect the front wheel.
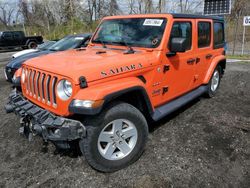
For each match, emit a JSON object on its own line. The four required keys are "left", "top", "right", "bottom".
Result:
{"left": 205, "top": 65, "right": 222, "bottom": 98}
{"left": 79, "top": 102, "right": 148, "bottom": 172}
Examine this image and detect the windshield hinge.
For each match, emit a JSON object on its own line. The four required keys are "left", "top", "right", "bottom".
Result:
{"left": 163, "top": 65, "right": 170, "bottom": 73}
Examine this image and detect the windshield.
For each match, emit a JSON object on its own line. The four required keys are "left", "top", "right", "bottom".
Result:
{"left": 38, "top": 41, "right": 56, "bottom": 50}
{"left": 92, "top": 18, "right": 167, "bottom": 48}
{"left": 48, "top": 36, "right": 85, "bottom": 51}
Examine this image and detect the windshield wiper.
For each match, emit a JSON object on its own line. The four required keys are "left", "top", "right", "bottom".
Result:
{"left": 93, "top": 39, "right": 107, "bottom": 49}
{"left": 48, "top": 48, "right": 58, "bottom": 51}
{"left": 118, "top": 40, "right": 135, "bottom": 54}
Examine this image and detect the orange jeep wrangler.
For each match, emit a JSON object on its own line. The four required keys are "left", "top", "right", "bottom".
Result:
{"left": 5, "top": 14, "right": 226, "bottom": 172}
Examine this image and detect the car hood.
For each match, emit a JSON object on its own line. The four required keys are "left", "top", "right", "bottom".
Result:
{"left": 24, "top": 47, "right": 158, "bottom": 84}
{"left": 12, "top": 49, "right": 38, "bottom": 58}
{"left": 7, "top": 50, "right": 52, "bottom": 69}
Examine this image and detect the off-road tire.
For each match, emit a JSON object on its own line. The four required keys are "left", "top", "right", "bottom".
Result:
{"left": 205, "top": 65, "right": 222, "bottom": 98}
{"left": 79, "top": 102, "right": 148, "bottom": 172}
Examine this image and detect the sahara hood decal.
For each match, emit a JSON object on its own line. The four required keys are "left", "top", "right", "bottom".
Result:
{"left": 101, "top": 63, "right": 143, "bottom": 77}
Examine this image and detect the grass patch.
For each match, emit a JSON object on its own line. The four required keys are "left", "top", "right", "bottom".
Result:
{"left": 227, "top": 55, "right": 250, "bottom": 60}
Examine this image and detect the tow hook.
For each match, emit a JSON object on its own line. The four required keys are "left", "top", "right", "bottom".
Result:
{"left": 19, "top": 118, "right": 42, "bottom": 141}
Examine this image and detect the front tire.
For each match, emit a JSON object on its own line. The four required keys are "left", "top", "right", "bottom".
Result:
{"left": 79, "top": 102, "right": 148, "bottom": 172}
{"left": 205, "top": 65, "right": 222, "bottom": 98}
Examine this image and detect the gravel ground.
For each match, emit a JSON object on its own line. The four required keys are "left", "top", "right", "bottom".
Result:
{"left": 0, "top": 52, "right": 249, "bottom": 188}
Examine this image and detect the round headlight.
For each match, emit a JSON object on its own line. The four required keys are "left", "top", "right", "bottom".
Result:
{"left": 21, "top": 68, "right": 26, "bottom": 83}
{"left": 63, "top": 80, "right": 72, "bottom": 97}
{"left": 57, "top": 79, "right": 72, "bottom": 101}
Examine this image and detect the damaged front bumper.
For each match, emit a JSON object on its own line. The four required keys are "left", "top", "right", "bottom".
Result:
{"left": 5, "top": 90, "right": 86, "bottom": 144}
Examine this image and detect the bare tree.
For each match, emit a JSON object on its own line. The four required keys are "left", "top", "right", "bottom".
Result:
{"left": 0, "top": 2, "right": 15, "bottom": 27}
{"left": 137, "top": 0, "right": 153, "bottom": 14}
{"left": 109, "top": 0, "right": 120, "bottom": 15}
{"left": 178, "top": 0, "right": 203, "bottom": 13}
{"left": 230, "top": 0, "right": 247, "bottom": 55}
{"left": 127, "top": 0, "right": 136, "bottom": 14}
{"left": 158, "top": 0, "right": 166, "bottom": 13}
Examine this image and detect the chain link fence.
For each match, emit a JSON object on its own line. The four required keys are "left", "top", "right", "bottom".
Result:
{"left": 226, "top": 18, "right": 250, "bottom": 55}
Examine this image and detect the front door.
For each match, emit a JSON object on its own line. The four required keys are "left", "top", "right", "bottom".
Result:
{"left": 2, "top": 32, "right": 14, "bottom": 47}
{"left": 160, "top": 19, "right": 196, "bottom": 105}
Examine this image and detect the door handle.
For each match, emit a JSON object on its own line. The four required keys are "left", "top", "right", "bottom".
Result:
{"left": 187, "top": 58, "right": 196, "bottom": 64}
{"left": 206, "top": 54, "right": 213, "bottom": 59}
{"left": 196, "top": 57, "right": 201, "bottom": 63}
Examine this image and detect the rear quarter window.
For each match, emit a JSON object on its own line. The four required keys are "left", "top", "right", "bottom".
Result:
{"left": 198, "top": 22, "right": 211, "bottom": 48}
{"left": 213, "top": 22, "right": 225, "bottom": 49}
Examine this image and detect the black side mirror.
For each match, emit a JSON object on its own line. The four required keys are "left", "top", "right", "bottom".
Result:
{"left": 169, "top": 37, "right": 187, "bottom": 53}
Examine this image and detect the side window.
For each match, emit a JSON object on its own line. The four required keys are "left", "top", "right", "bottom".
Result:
{"left": 198, "top": 22, "right": 211, "bottom": 48}
{"left": 13, "top": 32, "right": 22, "bottom": 40}
{"left": 214, "top": 22, "right": 224, "bottom": 48}
{"left": 170, "top": 22, "right": 192, "bottom": 50}
{"left": 3, "top": 32, "right": 13, "bottom": 40}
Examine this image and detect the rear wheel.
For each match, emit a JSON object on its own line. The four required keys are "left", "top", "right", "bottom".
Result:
{"left": 27, "top": 41, "right": 37, "bottom": 49}
{"left": 79, "top": 102, "right": 148, "bottom": 172}
{"left": 205, "top": 65, "right": 222, "bottom": 98}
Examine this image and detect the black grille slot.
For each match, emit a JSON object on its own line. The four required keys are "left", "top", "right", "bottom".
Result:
{"left": 46, "top": 75, "right": 51, "bottom": 104}
{"left": 31, "top": 70, "right": 36, "bottom": 96}
{"left": 36, "top": 72, "right": 40, "bottom": 98}
{"left": 41, "top": 73, "right": 45, "bottom": 101}
{"left": 52, "top": 77, "right": 58, "bottom": 106}
{"left": 27, "top": 69, "right": 31, "bottom": 93}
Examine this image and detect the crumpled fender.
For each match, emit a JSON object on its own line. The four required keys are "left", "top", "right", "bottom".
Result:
{"left": 203, "top": 55, "right": 226, "bottom": 84}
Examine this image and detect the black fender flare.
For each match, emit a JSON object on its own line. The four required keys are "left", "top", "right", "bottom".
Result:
{"left": 25, "top": 39, "right": 37, "bottom": 46}
{"left": 69, "top": 86, "right": 154, "bottom": 116}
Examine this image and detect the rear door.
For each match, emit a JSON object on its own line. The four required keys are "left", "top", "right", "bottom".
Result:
{"left": 13, "top": 31, "right": 24, "bottom": 46}
{"left": 161, "top": 19, "right": 196, "bottom": 104}
{"left": 193, "top": 19, "right": 213, "bottom": 88}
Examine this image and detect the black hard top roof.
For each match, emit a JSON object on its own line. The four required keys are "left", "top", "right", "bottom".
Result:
{"left": 171, "top": 13, "right": 224, "bottom": 21}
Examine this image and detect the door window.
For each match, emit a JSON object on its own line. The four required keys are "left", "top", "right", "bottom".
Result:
{"left": 169, "top": 22, "right": 192, "bottom": 50}
{"left": 13, "top": 32, "right": 22, "bottom": 40}
{"left": 198, "top": 22, "right": 211, "bottom": 48}
{"left": 213, "top": 22, "right": 224, "bottom": 48}
{"left": 3, "top": 32, "right": 13, "bottom": 40}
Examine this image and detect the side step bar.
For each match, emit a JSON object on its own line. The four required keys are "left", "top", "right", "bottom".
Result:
{"left": 152, "top": 85, "right": 208, "bottom": 121}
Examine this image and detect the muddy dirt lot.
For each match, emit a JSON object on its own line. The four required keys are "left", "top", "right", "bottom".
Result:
{"left": 0, "top": 52, "right": 249, "bottom": 188}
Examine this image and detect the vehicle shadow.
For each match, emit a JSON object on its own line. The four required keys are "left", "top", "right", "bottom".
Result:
{"left": 41, "top": 140, "right": 82, "bottom": 158}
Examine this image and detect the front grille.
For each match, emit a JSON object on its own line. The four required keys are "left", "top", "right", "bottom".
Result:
{"left": 23, "top": 67, "right": 58, "bottom": 108}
